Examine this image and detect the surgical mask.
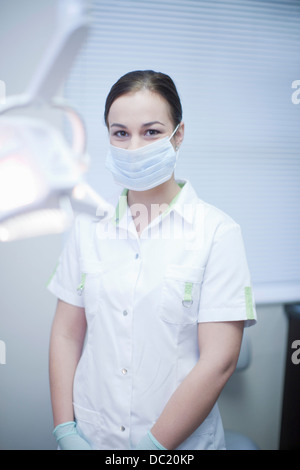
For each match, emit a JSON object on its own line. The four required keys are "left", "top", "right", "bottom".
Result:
{"left": 105, "top": 125, "right": 180, "bottom": 191}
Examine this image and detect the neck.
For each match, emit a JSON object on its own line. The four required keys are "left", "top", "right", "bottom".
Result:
{"left": 127, "top": 176, "right": 181, "bottom": 208}
{"left": 126, "top": 176, "right": 182, "bottom": 235}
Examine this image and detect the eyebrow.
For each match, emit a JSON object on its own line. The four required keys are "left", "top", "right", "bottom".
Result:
{"left": 110, "top": 121, "right": 166, "bottom": 128}
{"left": 110, "top": 123, "right": 127, "bottom": 129}
{"left": 142, "top": 121, "right": 166, "bottom": 127}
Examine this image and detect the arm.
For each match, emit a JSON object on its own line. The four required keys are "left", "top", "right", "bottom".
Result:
{"left": 150, "top": 320, "right": 244, "bottom": 449}
{"left": 49, "top": 299, "right": 87, "bottom": 427}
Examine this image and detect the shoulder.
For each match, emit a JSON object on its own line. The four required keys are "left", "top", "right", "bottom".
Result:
{"left": 66, "top": 213, "right": 100, "bottom": 260}
{"left": 204, "top": 200, "right": 239, "bottom": 230}
{"left": 192, "top": 194, "right": 241, "bottom": 242}
{"left": 73, "top": 189, "right": 117, "bottom": 238}
{"left": 182, "top": 180, "right": 240, "bottom": 232}
{"left": 73, "top": 212, "right": 98, "bottom": 236}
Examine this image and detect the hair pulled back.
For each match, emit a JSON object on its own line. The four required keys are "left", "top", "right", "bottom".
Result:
{"left": 104, "top": 70, "right": 182, "bottom": 128}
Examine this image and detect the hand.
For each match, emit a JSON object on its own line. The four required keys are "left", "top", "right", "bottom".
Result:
{"left": 53, "top": 421, "right": 92, "bottom": 450}
{"left": 135, "top": 431, "right": 166, "bottom": 450}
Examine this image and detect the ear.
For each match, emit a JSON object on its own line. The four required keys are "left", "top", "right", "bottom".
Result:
{"left": 175, "top": 121, "right": 184, "bottom": 150}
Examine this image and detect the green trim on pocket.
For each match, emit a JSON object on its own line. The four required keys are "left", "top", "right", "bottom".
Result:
{"left": 184, "top": 282, "right": 193, "bottom": 302}
{"left": 245, "top": 286, "right": 255, "bottom": 320}
{"left": 182, "top": 281, "right": 194, "bottom": 307}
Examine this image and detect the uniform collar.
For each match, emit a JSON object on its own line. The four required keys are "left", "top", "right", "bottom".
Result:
{"left": 112, "top": 188, "right": 128, "bottom": 226}
{"left": 162, "top": 179, "right": 199, "bottom": 225}
{"left": 112, "top": 179, "right": 199, "bottom": 227}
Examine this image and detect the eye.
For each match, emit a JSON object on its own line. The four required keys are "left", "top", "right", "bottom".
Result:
{"left": 145, "top": 129, "right": 161, "bottom": 137}
{"left": 113, "top": 130, "right": 128, "bottom": 138}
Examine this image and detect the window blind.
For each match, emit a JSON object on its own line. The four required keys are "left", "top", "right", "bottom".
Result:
{"left": 64, "top": 0, "right": 300, "bottom": 304}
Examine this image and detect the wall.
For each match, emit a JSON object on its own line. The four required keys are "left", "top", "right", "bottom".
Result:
{"left": 0, "top": 0, "right": 289, "bottom": 450}
{"left": 218, "top": 304, "right": 288, "bottom": 450}
{"left": 0, "top": 235, "right": 61, "bottom": 449}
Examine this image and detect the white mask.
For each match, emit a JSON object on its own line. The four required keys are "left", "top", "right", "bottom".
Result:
{"left": 105, "top": 125, "right": 180, "bottom": 191}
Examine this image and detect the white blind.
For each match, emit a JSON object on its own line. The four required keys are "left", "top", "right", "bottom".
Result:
{"left": 64, "top": 0, "right": 300, "bottom": 304}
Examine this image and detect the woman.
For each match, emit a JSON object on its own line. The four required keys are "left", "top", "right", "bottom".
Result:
{"left": 48, "top": 70, "right": 257, "bottom": 450}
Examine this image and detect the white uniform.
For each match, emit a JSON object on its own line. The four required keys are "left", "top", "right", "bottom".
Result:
{"left": 48, "top": 179, "right": 257, "bottom": 450}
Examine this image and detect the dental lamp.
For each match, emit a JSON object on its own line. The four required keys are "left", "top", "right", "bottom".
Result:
{"left": 0, "top": 0, "right": 112, "bottom": 242}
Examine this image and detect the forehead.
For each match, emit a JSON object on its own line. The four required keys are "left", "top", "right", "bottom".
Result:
{"left": 107, "top": 89, "right": 172, "bottom": 126}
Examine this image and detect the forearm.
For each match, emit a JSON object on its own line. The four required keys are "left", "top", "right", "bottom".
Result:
{"left": 150, "top": 321, "right": 243, "bottom": 450}
{"left": 49, "top": 334, "right": 81, "bottom": 427}
{"left": 151, "top": 361, "right": 231, "bottom": 449}
{"left": 49, "top": 301, "right": 86, "bottom": 428}
{"left": 151, "top": 358, "right": 233, "bottom": 450}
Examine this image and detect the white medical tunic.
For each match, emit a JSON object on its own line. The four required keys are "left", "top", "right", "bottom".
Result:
{"left": 48, "top": 179, "right": 257, "bottom": 450}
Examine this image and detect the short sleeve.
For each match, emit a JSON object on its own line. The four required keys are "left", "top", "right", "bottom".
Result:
{"left": 47, "top": 222, "right": 84, "bottom": 308}
{"left": 198, "top": 222, "right": 257, "bottom": 327}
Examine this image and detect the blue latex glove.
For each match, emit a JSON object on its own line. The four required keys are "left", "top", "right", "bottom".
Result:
{"left": 53, "top": 421, "right": 92, "bottom": 450}
{"left": 136, "top": 431, "right": 167, "bottom": 450}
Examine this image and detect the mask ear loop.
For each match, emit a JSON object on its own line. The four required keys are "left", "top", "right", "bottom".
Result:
{"left": 169, "top": 123, "right": 180, "bottom": 152}
{"left": 169, "top": 123, "right": 180, "bottom": 140}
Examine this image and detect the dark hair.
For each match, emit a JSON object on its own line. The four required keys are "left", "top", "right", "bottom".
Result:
{"left": 104, "top": 70, "right": 182, "bottom": 127}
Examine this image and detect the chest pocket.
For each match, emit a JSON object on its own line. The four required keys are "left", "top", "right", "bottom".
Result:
{"left": 160, "top": 265, "right": 205, "bottom": 325}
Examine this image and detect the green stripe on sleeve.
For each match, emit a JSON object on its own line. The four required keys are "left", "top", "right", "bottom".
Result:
{"left": 245, "top": 286, "right": 255, "bottom": 320}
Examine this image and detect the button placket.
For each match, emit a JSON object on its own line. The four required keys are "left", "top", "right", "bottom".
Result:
{"left": 119, "top": 312, "right": 131, "bottom": 438}
{"left": 116, "top": 241, "right": 141, "bottom": 442}
{"left": 119, "top": 365, "right": 130, "bottom": 437}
